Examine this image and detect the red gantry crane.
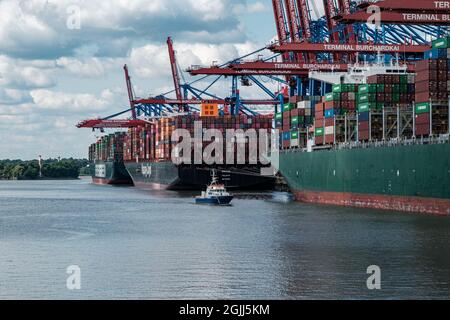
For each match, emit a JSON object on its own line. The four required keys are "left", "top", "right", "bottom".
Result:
{"left": 338, "top": 0, "right": 450, "bottom": 25}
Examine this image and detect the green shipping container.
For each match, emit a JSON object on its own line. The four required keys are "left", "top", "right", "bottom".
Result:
{"left": 347, "top": 84, "right": 357, "bottom": 92}
{"left": 332, "top": 84, "right": 344, "bottom": 93}
{"left": 432, "top": 36, "right": 450, "bottom": 49}
{"left": 291, "top": 131, "right": 299, "bottom": 140}
{"left": 283, "top": 103, "right": 295, "bottom": 112}
{"left": 315, "top": 127, "right": 324, "bottom": 136}
{"left": 358, "top": 94, "right": 368, "bottom": 103}
{"left": 358, "top": 84, "right": 377, "bottom": 94}
{"left": 325, "top": 92, "right": 341, "bottom": 102}
{"left": 415, "top": 102, "right": 430, "bottom": 114}
{"left": 376, "top": 84, "right": 385, "bottom": 93}
{"left": 358, "top": 93, "right": 376, "bottom": 103}
{"left": 275, "top": 113, "right": 283, "bottom": 120}
{"left": 358, "top": 102, "right": 377, "bottom": 112}
{"left": 332, "top": 84, "right": 357, "bottom": 93}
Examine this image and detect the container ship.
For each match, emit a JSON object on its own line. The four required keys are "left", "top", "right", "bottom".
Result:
{"left": 88, "top": 133, "right": 133, "bottom": 185}
{"left": 277, "top": 38, "right": 450, "bottom": 215}
{"left": 122, "top": 114, "right": 276, "bottom": 190}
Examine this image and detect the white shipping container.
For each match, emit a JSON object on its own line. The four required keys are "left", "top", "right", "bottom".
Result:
{"left": 305, "top": 108, "right": 311, "bottom": 116}
{"left": 325, "top": 126, "right": 334, "bottom": 135}
{"left": 348, "top": 92, "right": 356, "bottom": 100}
{"left": 290, "top": 139, "right": 299, "bottom": 147}
{"left": 297, "top": 101, "right": 311, "bottom": 109}
{"left": 407, "top": 74, "right": 415, "bottom": 84}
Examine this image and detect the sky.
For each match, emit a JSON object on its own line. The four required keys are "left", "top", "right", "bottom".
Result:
{"left": 0, "top": 0, "right": 313, "bottom": 160}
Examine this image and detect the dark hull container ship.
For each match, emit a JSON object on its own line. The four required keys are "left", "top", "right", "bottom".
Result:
{"left": 124, "top": 162, "right": 274, "bottom": 190}
{"left": 122, "top": 114, "right": 276, "bottom": 190}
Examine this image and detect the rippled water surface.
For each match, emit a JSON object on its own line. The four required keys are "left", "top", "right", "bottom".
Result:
{"left": 1, "top": 178, "right": 450, "bottom": 299}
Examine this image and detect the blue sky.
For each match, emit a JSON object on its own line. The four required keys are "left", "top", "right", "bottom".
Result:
{"left": 0, "top": 0, "right": 280, "bottom": 160}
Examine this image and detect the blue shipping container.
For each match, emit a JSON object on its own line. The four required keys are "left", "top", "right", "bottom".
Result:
{"left": 283, "top": 132, "right": 291, "bottom": 141}
{"left": 324, "top": 109, "right": 335, "bottom": 118}
{"left": 359, "top": 111, "right": 370, "bottom": 122}
{"left": 425, "top": 49, "right": 447, "bottom": 59}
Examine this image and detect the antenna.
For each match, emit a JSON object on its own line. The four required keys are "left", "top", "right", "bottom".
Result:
{"left": 38, "top": 155, "right": 43, "bottom": 178}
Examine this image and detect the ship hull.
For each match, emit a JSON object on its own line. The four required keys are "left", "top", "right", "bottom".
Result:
{"left": 279, "top": 143, "right": 450, "bottom": 216}
{"left": 124, "top": 161, "right": 275, "bottom": 191}
{"left": 91, "top": 160, "right": 133, "bottom": 186}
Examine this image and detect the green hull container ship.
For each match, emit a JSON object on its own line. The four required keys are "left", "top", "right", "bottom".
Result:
{"left": 279, "top": 142, "right": 450, "bottom": 216}
{"left": 278, "top": 55, "right": 450, "bottom": 216}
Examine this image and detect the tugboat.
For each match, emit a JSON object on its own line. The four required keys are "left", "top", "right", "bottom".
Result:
{"left": 195, "top": 170, "right": 234, "bottom": 206}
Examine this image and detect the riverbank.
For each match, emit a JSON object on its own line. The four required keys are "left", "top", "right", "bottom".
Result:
{"left": 0, "top": 158, "right": 88, "bottom": 180}
{"left": 0, "top": 177, "right": 81, "bottom": 181}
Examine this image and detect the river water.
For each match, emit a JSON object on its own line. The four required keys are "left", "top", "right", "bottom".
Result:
{"left": 0, "top": 177, "right": 450, "bottom": 299}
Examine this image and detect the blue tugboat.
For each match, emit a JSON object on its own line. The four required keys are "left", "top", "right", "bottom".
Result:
{"left": 195, "top": 170, "right": 234, "bottom": 205}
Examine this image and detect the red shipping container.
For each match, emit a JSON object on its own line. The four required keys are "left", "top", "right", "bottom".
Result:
{"left": 325, "top": 118, "right": 334, "bottom": 127}
{"left": 315, "top": 103, "right": 324, "bottom": 112}
{"left": 315, "top": 136, "right": 324, "bottom": 145}
{"left": 415, "top": 124, "right": 430, "bottom": 136}
{"left": 358, "top": 121, "right": 369, "bottom": 130}
{"left": 358, "top": 130, "right": 369, "bottom": 141}
{"left": 415, "top": 114, "right": 430, "bottom": 125}
{"left": 325, "top": 135, "right": 334, "bottom": 144}
{"left": 415, "top": 92, "right": 431, "bottom": 103}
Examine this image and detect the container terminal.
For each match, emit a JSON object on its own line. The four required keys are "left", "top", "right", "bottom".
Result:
{"left": 78, "top": 0, "right": 450, "bottom": 215}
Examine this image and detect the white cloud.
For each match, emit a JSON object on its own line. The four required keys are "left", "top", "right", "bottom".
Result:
{"left": 0, "top": 1, "right": 58, "bottom": 58}
{"left": 0, "top": 55, "right": 55, "bottom": 89}
{"left": 56, "top": 57, "right": 124, "bottom": 78}
{"left": 232, "top": 2, "right": 267, "bottom": 15}
{"left": 130, "top": 41, "right": 262, "bottom": 78}
{"left": 0, "top": 88, "right": 32, "bottom": 105}
{"left": 30, "top": 89, "right": 112, "bottom": 113}
{"left": 0, "top": 0, "right": 275, "bottom": 159}
{"left": 0, "top": 0, "right": 248, "bottom": 59}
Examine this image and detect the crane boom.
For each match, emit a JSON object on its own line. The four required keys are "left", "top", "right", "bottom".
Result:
{"left": 123, "top": 64, "right": 136, "bottom": 119}
{"left": 284, "top": 0, "right": 301, "bottom": 42}
{"left": 167, "top": 37, "right": 183, "bottom": 101}
{"left": 272, "top": 0, "right": 291, "bottom": 64}
{"left": 284, "top": 0, "right": 304, "bottom": 62}
{"left": 296, "top": 0, "right": 311, "bottom": 41}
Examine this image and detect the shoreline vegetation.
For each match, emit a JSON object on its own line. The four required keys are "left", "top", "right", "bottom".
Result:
{"left": 0, "top": 159, "right": 90, "bottom": 180}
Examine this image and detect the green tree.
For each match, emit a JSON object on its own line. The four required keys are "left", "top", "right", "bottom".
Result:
{"left": 23, "top": 167, "right": 39, "bottom": 179}
{"left": 10, "top": 164, "right": 25, "bottom": 180}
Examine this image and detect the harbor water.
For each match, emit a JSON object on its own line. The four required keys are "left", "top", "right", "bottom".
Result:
{"left": 1, "top": 177, "right": 450, "bottom": 299}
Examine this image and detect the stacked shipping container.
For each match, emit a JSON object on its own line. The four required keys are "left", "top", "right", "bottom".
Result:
{"left": 414, "top": 37, "right": 450, "bottom": 136}
{"left": 278, "top": 96, "right": 320, "bottom": 149}
{"left": 123, "top": 114, "right": 273, "bottom": 165}
{"left": 89, "top": 132, "right": 127, "bottom": 162}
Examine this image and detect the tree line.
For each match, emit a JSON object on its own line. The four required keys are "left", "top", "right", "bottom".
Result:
{"left": 0, "top": 158, "right": 89, "bottom": 180}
